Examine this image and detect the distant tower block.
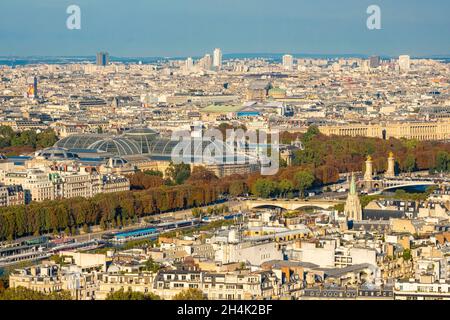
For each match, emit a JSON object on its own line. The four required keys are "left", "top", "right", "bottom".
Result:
{"left": 364, "top": 155, "right": 373, "bottom": 181}
{"left": 386, "top": 152, "right": 396, "bottom": 178}
{"left": 27, "top": 76, "right": 38, "bottom": 99}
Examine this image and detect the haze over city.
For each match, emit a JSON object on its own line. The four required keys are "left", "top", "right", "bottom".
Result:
{"left": 1, "top": 0, "right": 450, "bottom": 57}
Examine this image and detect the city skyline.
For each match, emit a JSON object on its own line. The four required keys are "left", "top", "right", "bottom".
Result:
{"left": 1, "top": 0, "right": 450, "bottom": 306}
{"left": 1, "top": 0, "right": 450, "bottom": 57}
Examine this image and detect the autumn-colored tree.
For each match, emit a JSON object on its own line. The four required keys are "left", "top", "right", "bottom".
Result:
{"left": 187, "top": 166, "right": 218, "bottom": 184}
{"left": 0, "top": 287, "right": 72, "bottom": 300}
{"left": 172, "top": 288, "right": 206, "bottom": 300}
{"left": 106, "top": 288, "right": 160, "bottom": 300}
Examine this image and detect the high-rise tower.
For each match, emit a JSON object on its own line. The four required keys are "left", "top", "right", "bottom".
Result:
{"left": 199, "top": 54, "right": 212, "bottom": 71}
{"left": 213, "top": 48, "right": 222, "bottom": 70}
{"left": 96, "top": 52, "right": 109, "bottom": 66}
{"left": 282, "top": 54, "right": 294, "bottom": 71}
{"left": 185, "top": 57, "right": 194, "bottom": 72}
{"left": 398, "top": 55, "right": 411, "bottom": 73}
{"left": 369, "top": 56, "right": 381, "bottom": 68}
{"left": 26, "top": 76, "right": 38, "bottom": 99}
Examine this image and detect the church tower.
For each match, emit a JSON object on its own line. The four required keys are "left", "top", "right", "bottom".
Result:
{"left": 344, "top": 172, "right": 363, "bottom": 221}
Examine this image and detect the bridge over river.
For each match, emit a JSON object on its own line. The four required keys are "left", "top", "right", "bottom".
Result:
{"left": 244, "top": 199, "right": 344, "bottom": 211}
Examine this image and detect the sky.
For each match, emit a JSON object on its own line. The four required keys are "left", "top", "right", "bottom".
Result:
{"left": 0, "top": 0, "right": 449, "bottom": 57}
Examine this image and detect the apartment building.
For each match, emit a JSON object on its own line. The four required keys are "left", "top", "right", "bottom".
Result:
{"left": 394, "top": 276, "right": 450, "bottom": 300}
{"left": 9, "top": 263, "right": 99, "bottom": 300}
{"left": 287, "top": 240, "right": 377, "bottom": 268}
{"left": 0, "top": 184, "right": 25, "bottom": 207}
{"left": 96, "top": 272, "right": 157, "bottom": 300}
{"left": 0, "top": 168, "right": 130, "bottom": 203}
{"left": 152, "top": 270, "right": 276, "bottom": 300}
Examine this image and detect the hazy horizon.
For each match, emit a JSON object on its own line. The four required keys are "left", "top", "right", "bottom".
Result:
{"left": 1, "top": 53, "right": 450, "bottom": 60}
{"left": 1, "top": 0, "right": 449, "bottom": 57}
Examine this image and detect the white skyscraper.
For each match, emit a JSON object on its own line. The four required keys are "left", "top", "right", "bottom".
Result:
{"left": 398, "top": 55, "right": 411, "bottom": 73}
{"left": 213, "top": 48, "right": 222, "bottom": 69}
{"left": 185, "top": 57, "right": 194, "bottom": 71}
{"left": 199, "top": 54, "right": 212, "bottom": 71}
{"left": 282, "top": 54, "right": 294, "bottom": 71}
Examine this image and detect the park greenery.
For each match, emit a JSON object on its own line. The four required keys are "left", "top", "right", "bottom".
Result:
{"left": 0, "top": 126, "right": 58, "bottom": 154}
{"left": 282, "top": 126, "right": 450, "bottom": 175}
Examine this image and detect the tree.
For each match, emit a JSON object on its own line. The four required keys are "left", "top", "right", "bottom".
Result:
{"left": 278, "top": 179, "right": 294, "bottom": 198}
{"left": 82, "top": 224, "right": 90, "bottom": 234}
{"left": 403, "top": 154, "right": 417, "bottom": 173}
{"left": 302, "top": 125, "right": 320, "bottom": 143}
{"left": 0, "top": 287, "right": 72, "bottom": 300}
{"left": 435, "top": 151, "right": 449, "bottom": 173}
{"left": 192, "top": 208, "right": 204, "bottom": 218}
{"left": 229, "top": 181, "right": 245, "bottom": 197}
{"left": 36, "top": 129, "right": 58, "bottom": 149}
{"left": 187, "top": 167, "right": 218, "bottom": 184}
{"left": 293, "top": 170, "right": 315, "bottom": 198}
{"left": 142, "top": 257, "right": 161, "bottom": 273}
{"left": 0, "top": 174, "right": 228, "bottom": 241}
{"left": 0, "top": 277, "right": 7, "bottom": 292}
{"left": 172, "top": 288, "right": 206, "bottom": 300}
{"left": 166, "top": 162, "right": 191, "bottom": 185}
{"left": 402, "top": 249, "right": 412, "bottom": 261}
{"left": 11, "top": 130, "right": 37, "bottom": 148}
{"left": 106, "top": 288, "right": 160, "bottom": 300}
{"left": 251, "top": 178, "right": 278, "bottom": 198}
{"left": 50, "top": 254, "right": 67, "bottom": 265}
{"left": 99, "top": 218, "right": 107, "bottom": 231}
{"left": 128, "top": 172, "right": 164, "bottom": 190}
